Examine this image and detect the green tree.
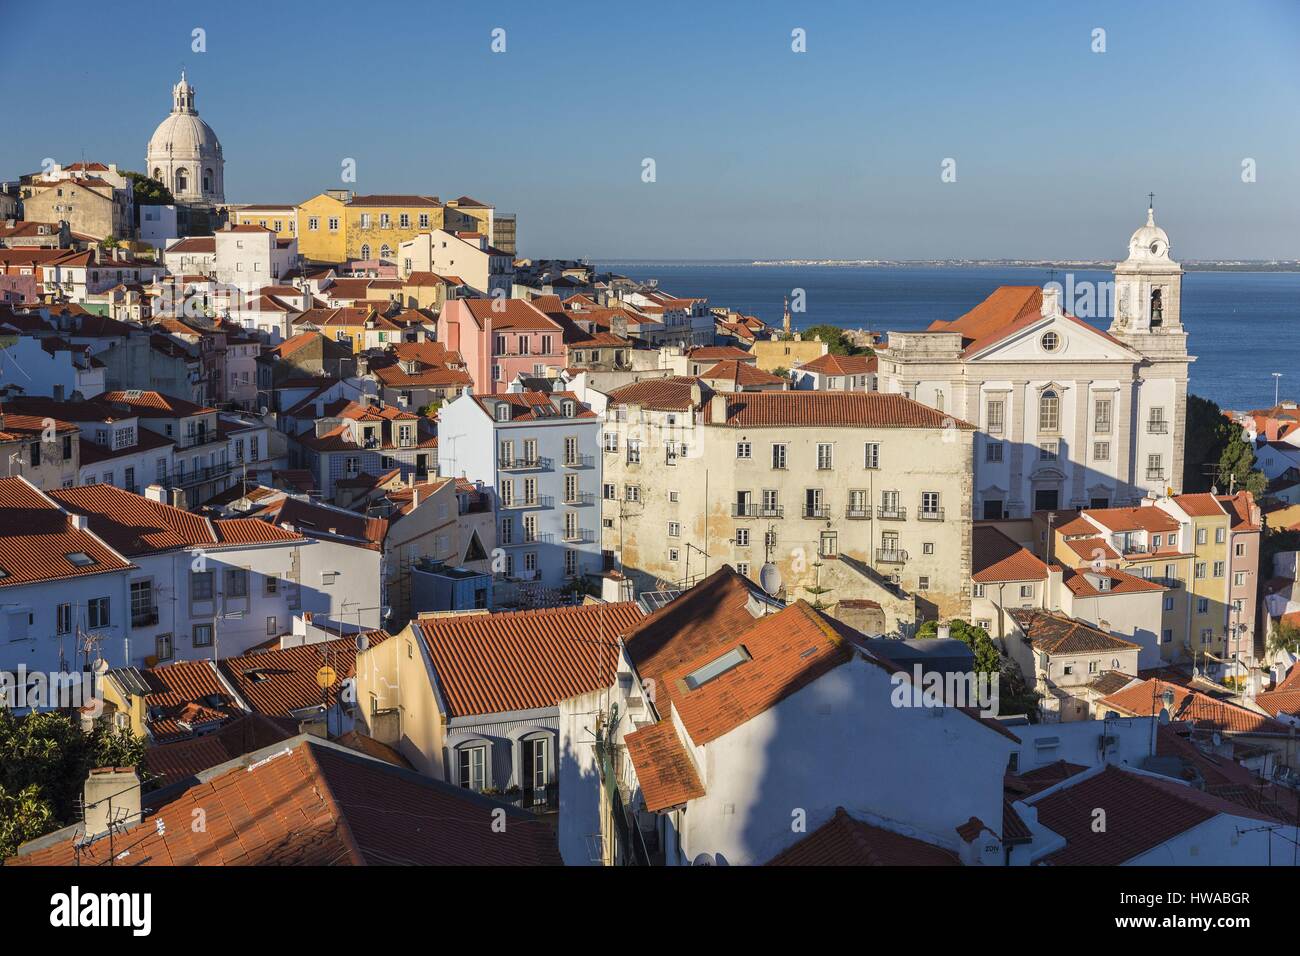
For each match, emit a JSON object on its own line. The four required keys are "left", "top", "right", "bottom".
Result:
{"left": 1182, "top": 394, "right": 1265, "bottom": 495}
{"left": 0, "top": 710, "right": 145, "bottom": 856}
{"left": 125, "top": 170, "right": 174, "bottom": 206}
{"left": 1269, "top": 617, "right": 1300, "bottom": 656}
{"left": 789, "top": 324, "right": 871, "bottom": 356}
{"left": 915, "top": 618, "right": 1041, "bottom": 720}
{"left": 417, "top": 400, "right": 442, "bottom": 418}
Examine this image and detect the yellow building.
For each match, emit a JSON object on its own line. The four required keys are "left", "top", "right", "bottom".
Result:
{"left": 750, "top": 332, "right": 828, "bottom": 372}
{"left": 345, "top": 195, "right": 448, "bottom": 263}
{"left": 231, "top": 204, "right": 297, "bottom": 241}
{"left": 296, "top": 190, "right": 350, "bottom": 263}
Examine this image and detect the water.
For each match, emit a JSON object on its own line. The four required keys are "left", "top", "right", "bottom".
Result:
{"left": 609, "top": 263, "right": 1300, "bottom": 411}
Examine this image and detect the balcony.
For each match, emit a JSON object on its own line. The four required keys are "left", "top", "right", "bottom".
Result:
{"left": 171, "top": 462, "right": 232, "bottom": 488}
{"left": 732, "top": 502, "right": 757, "bottom": 518}
{"left": 877, "top": 506, "right": 907, "bottom": 520}
{"left": 876, "top": 548, "right": 909, "bottom": 564}
{"left": 500, "top": 495, "right": 554, "bottom": 510}
{"left": 563, "top": 454, "right": 594, "bottom": 469}
{"left": 845, "top": 506, "right": 871, "bottom": 520}
{"left": 563, "top": 528, "right": 594, "bottom": 544}
{"left": 131, "top": 609, "right": 159, "bottom": 629}
{"left": 1146, "top": 470, "right": 1166, "bottom": 482}
{"left": 1146, "top": 421, "right": 1169, "bottom": 435}
{"left": 500, "top": 456, "right": 551, "bottom": 472}
{"left": 505, "top": 532, "right": 554, "bottom": 547}
{"left": 564, "top": 492, "right": 595, "bottom": 506}
{"left": 918, "top": 508, "right": 945, "bottom": 521}
{"left": 758, "top": 506, "right": 784, "bottom": 519}
{"left": 505, "top": 782, "right": 558, "bottom": 814}
{"left": 802, "top": 505, "right": 830, "bottom": 519}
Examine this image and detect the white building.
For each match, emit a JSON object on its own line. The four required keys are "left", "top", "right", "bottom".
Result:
{"left": 0, "top": 335, "right": 105, "bottom": 400}
{"left": 437, "top": 389, "right": 603, "bottom": 592}
{"left": 211, "top": 225, "right": 298, "bottom": 300}
{"left": 877, "top": 206, "right": 1192, "bottom": 519}
{"left": 398, "top": 229, "right": 513, "bottom": 299}
{"left": 145, "top": 71, "right": 225, "bottom": 204}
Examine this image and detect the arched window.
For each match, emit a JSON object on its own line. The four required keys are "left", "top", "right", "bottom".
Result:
{"left": 203, "top": 168, "right": 212, "bottom": 192}
{"left": 152, "top": 168, "right": 162, "bottom": 181}
{"left": 1039, "top": 389, "right": 1059, "bottom": 432}
{"left": 360, "top": 244, "right": 371, "bottom": 261}
{"left": 1150, "top": 288, "right": 1163, "bottom": 326}
{"left": 175, "top": 168, "right": 188, "bottom": 193}
{"left": 379, "top": 244, "right": 393, "bottom": 261}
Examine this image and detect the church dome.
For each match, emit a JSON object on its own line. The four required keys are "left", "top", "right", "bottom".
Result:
{"left": 1126, "top": 205, "right": 1172, "bottom": 261}
{"left": 145, "top": 71, "right": 225, "bottom": 204}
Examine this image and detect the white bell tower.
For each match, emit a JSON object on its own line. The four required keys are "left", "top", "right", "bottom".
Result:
{"left": 1110, "top": 198, "right": 1185, "bottom": 351}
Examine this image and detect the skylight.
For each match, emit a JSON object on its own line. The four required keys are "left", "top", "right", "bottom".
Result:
{"left": 65, "top": 552, "right": 96, "bottom": 567}
{"left": 684, "top": 646, "right": 752, "bottom": 691}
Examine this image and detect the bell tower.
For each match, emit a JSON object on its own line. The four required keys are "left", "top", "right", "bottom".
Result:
{"left": 1110, "top": 198, "right": 1186, "bottom": 352}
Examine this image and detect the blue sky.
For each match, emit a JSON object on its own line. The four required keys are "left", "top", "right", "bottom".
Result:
{"left": 3, "top": 0, "right": 1298, "bottom": 259}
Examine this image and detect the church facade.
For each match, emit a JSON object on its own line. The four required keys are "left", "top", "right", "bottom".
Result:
{"left": 877, "top": 207, "right": 1193, "bottom": 519}
{"left": 146, "top": 71, "right": 225, "bottom": 204}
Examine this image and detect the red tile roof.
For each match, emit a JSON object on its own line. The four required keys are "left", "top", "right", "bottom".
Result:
{"left": 972, "top": 526, "right": 1047, "bottom": 582}
{"left": 138, "top": 659, "right": 245, "bottom": 743}
{"left": 1058, "top": 564, "right": 1167, "bottom": 596}
{"left": 606, "top": 376, "right": 701, "bottom": 411}
{"left": 0, "top": 477, "right": 133, "bottom": 586}
{"left": 703, "top": 392, "right": 974, "bottom": 430}
{"left": 1033, "top": 765, "right": 1276, "bottom": 865}
{"left": 461, "top": 298, "right": 559, "bottom": 332}
{"left": 102, "top": 390, "right": 215, "bottom": 418}
{"left": 10, "top": 737, "right": 561, "bottom": 866}
{"left": 623, "top": 719, "right": 706, "bottom": 812}
{"left": 143, "top": 713, "right": 294, "bottom": 787}
{"left": 269, "top": 498, "right": 388, "bottom": 550}
{"left": 1008, "top": 609, "right": 1141, "bottom": 655}
{"left": 1083, "top": 506, "right": 1179, "bottom": 534}
{"left": 699, "top": 360, "right": 786, "bottom": 387}
{"left": 219, "top": 635, "right": 386, "bottom": 718}
{"left": 1173, "top": 493, "right": 1226, "bottom": 518}
{"left": 1100, "top": 678, "right": 1292, "bottom": 735}
{"left": 415, "top": 603, "right": 644, "bottom": 718}
{"left": 767, "top": 807, "right": 959, "bottom": 865}
{"left": 795, "top": 352, "right": 878, "bottom": 376}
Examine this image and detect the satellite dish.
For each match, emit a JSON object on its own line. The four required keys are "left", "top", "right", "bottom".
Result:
{"left": 758, "top": 562, "right": 782, "bottom": 596}
{"left": 1157, "top": 708, "right": 1171, "bottom": 725}
{"left": 1212, "top": 732, "right": 1222, "bottom": 747}
{"left": 354, "top": 633, "right": 369, "bottom": 653}
{"left": 692, "top": 852, "right": 715, "bottom": 867}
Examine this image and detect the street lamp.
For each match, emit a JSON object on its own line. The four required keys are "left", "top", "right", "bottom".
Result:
{"left": 1272, "top": 372, "right": 1282, "bottom": 407}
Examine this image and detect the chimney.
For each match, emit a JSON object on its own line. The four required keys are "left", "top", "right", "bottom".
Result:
{"left": 709, "top": 393, "right": 728, "bottom": 423}
{"left": 1041, "top": 285, "right": 1061, "bottom": 317}
{"left": 82, "top": 767, "right": 141, "bottom": 838}
{"left": 144, "top": 483, "right": 166, "bottom": 503}
{"left": 936, "top": 622, "right": 952, "bottom": 641}
{"left": 1046, "top": 564, "right": 1063, "bottom": 612}
{"left": 71, "top": 514, "right": 89, "bottom": 531}
{"left": 411, "top": 488, "right": 420, "bottom": 509}
{"left": 292, "top": 614, "right": 308, "bottom": 638}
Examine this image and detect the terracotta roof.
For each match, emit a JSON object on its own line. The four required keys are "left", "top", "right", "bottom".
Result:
{"left": 796, "top": 352, "right": 878, "bottom": 376}
{"left": 1034, "top": 766, "right": 1277, "bottom": 865}
{"left": 1173, "top": 493, "right": 1226, "bottom": 518}
{"left": 0, "top": 477, "right": 133, "bottom": 587}
{"left": 1100, "top": 678, "right": 1292, "bottom": 735}
{"left": 138, "top": 659, "right": 245, "bottom": 743}
{"left": 165, "top": 236, "right": 215, "bottom": 254}
{"left": 623, "top": 719, "right": 706, "bottom": 812}
{"left": 1009, "top": 609, "right": 1141, "bottom": 655}
{"left": 1086, "top": 670, "right": 1140, "bottom": 697}
{"left": 219, "top": 635, "right": 386, "bottom": 718}
{"left": 687, "top": 345, "right": 752, "bottom": 361}
{"left": 767, "top": 807, "right": 959, "bottom": 865}
{"left": 1058, "top": 564, "right": 1167, "bottom": 596}
{"left": 460, "top": 298, "right": 559, "bottom": 332}
{"left": 703, "top": 392, "right": 975, "bottom": 430}
{"left": 213, "top": 517, "right": 304, "bottom": 545}
{"left": 606, "top": 376, "right": 701, "bottom": 411}
{"left": 1218, "top": 491, "right": 1261, "bottom": 531}
{"left": 972, "top": 526, "right": 1047, "bottom": 582}
{"left": 10, "top": 737, "right": 561, "bottom": 866}
{"left": 925, "top": 285, "right": 1131, "bottom": 358}
{"left": 700, "top": 360, "right": 786, "bottom": 387}
{"left": 415, "top": 602, "right": 644, "bottom": 718}
{"left": 49, "top": 484, "right": 214, "bottom": 555}
{"left": 1061, "top": 535, "right": 1120, "bottom": 562}
{"left": 472, "top": 390, "right": 596, "bottom": 421}
{"left": 101, "top": 390, "right": 214, "bottom": 418}
{"left": 1004, "top": 760, "right": 1088, "bottom": 798}
{"left": 1083, "top": 506, "right": 1179, "bottom": 534}
{"left": 269, "top": 498, "right": 388, "bottom": 550}
{"left": 143, "top": 713, "right": 295, "bottom": 787}
{"left": 347, "top": 194, "right": 442, "bottom": 207}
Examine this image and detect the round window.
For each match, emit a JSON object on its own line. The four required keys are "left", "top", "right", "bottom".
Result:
{"left": 1040, "top": 331, "right": 1059, "bottom": 351}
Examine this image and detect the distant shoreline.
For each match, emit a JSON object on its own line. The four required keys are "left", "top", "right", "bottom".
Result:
{"left": 598, "top": 259, "right": 1300, "bottom": 273}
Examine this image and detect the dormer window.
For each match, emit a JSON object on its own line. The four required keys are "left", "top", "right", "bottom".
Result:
{"left": 495, "top": 404, "right": 511, "bottom": 423}
{"left": 562, "top": 400, "right": 575, "bottom": 417}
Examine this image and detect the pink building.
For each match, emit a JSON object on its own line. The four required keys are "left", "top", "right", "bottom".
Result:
{"left": 437, "top": 298, "right": 566, "bottom": 393}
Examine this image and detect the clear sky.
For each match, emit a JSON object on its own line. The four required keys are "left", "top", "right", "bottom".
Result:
{"left": 3, "top": 0, "right": 1298, "bottom": 260}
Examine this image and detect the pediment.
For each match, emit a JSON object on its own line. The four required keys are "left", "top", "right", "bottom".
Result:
{"left": 968, "top": 314, "right": 1140, "bottom": 364}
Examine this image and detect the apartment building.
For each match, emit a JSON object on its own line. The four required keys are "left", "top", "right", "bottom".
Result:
{"left": 436, "top": 389, "right": 603, "bottom": 592}
{"left": 599, "top": 381, "right": 975, "bottom": 628}
{"left": 398, "top": 229, "right": 514, "bottom": 298}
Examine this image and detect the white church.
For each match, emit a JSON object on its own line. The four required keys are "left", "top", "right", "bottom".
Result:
{"left": 877, "top": 206, "right": 1193, "bottom": 519}
{"left": 146, "top": 71, "right": 225, "bottom": 204}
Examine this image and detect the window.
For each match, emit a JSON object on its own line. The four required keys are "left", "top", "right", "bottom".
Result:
{"left": 973, "top": 584, "right": 985, "bottom": 598}
{"left": 564, "top": 549, "right": 578, "bottom": 576}
{"left": 736, "top": 562, "right": 750, "bottom": 577}
{"left": 1197, "top": 597, "right": 1210, "bottom": 614}
{"left": 917, "top": 576, "right": 929, "bottom": 590}
{"left": 1195, "top": 561, "right": 1207, "bottom": 579}
{"left": 1162, "top": 629, "right": 1173, "bottom": 644}
{"left": 920, "top": 492, "right": 941, "bottom": 518}
{"left": 265, "top": 575, "right": 279, "bottom": 595}
{"left": 627, "top": 440, "right": 641, "bottom": 464}
{"left": 192, "top": 570, "right": 214, "bottom": 600}
{"left": 1039, "top": 441, "right": 1058, "bottom": 461}
{"left": 1083, "top": 401, "right": 1109, "bottom": 439}
{"left": 820, "top": 531, "right": 838, "bottom": 558}
{"left": 1196, "top": 528, "right": 1207, "bottom": 545}
{"left": 736, "top": 441, "right": 751, "bottom": 459}
{"left": 986, "top": 441, "right": 1003, "bottom": 463}
{"left": 684, "top": 646, "right": 752, "bottom": 690}
{"left": 56, "top": 603, "right": 71, "bottom": 635}
{"left": 816, "top": 443, "right": 833, "bottom": 470}
{"left": 1152, "top": 534, "right": 1162, "bottom": 548}
{"left": 1039, "top": 389, "right": 1059, "bottom": 431}
{"left": 458, "top": 746, "right": 487, "bottom": 791}
{"left": 1020, "top": 584, "right": 1034, "bottom": 598}
{"left": 1164, "top": 596, "right": 1175, "bottom": 611}
{"left": 603, "top": 482, "right": 615, "bottom": 500}
{"left": 668, "top": 547, "right": 680, "bottom": 562}
{"left": 603, "top": 431, "right": 619, "bottom": 453}
{"left": 88, "top": 597, "right": 110, "bottom": 629}
{"left": 156, "top": 633, "right": 174, "bottom": 661}
{"left": 1213, "top": 561, "right": 1224, "bottom": 578}
{"left": 1146, "top": 454, "right": 1164, "bottom": 479}
{"left": 1234, "top": 571, "right": 1246, "bottom": 586}
{"left": 668, "top": 521, "right": 680, "bottom": 537}
{"left": 864, "top": 442, "right": 880, "bottom": 469}
{"left": 625, "top": 485, "right": 640, "bottom": 503}
{"left": 1040, "top": 331, "right": 1059, "bottom": 351}
{"left": 193, "top": 623, "right": 213, "bottom": 647}
{"left": 130, "top": 580, "right": 155, "bottom": 627}
{"left": 986, "top": 399, "right": 1004, "bottom": 434}
{"left": 923, "top": 542, "right": 934, "bottom": 555}
{"left": 1215, "top": 527, "right": 1226, "bottom": 544}
{"left": 771, "top": 443, "right": 787, "bottom": 470}
{"left": 1093, "top": 441, "right": 1110, "bottom": 461}
{"left": 225, "top": 569, "right": 248, "bottom": 598}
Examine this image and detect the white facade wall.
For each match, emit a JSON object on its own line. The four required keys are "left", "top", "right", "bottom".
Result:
{"left": 0, "top": 336, "right": 105, "bottom": 400}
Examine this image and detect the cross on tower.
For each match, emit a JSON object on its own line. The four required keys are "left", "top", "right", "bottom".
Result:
{"left": 1147, "top": 191, "right": 1155, "bottom": 210}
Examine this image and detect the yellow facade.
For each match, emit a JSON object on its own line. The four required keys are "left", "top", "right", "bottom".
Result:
{"left": 750, "top": 335, "right": 828, "bottom": 372}
{"left": 231, "top": 205, "right": 297, "bottom": 241}
{"left": 1183, "top": 513, "right": 1232, "bottom": 662}
{"left": 296, "top": 191, "right": 349, "bottom": 263}
{"left": 346, "top": 198, "right": 446, "bottom": 262}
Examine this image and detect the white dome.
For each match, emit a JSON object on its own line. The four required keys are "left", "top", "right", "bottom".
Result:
{"left": 1126, "top": 206, "right": 1171, "bottom": 261}
{"left": 145, "top": 71, "right": 225, "bottom": 203}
